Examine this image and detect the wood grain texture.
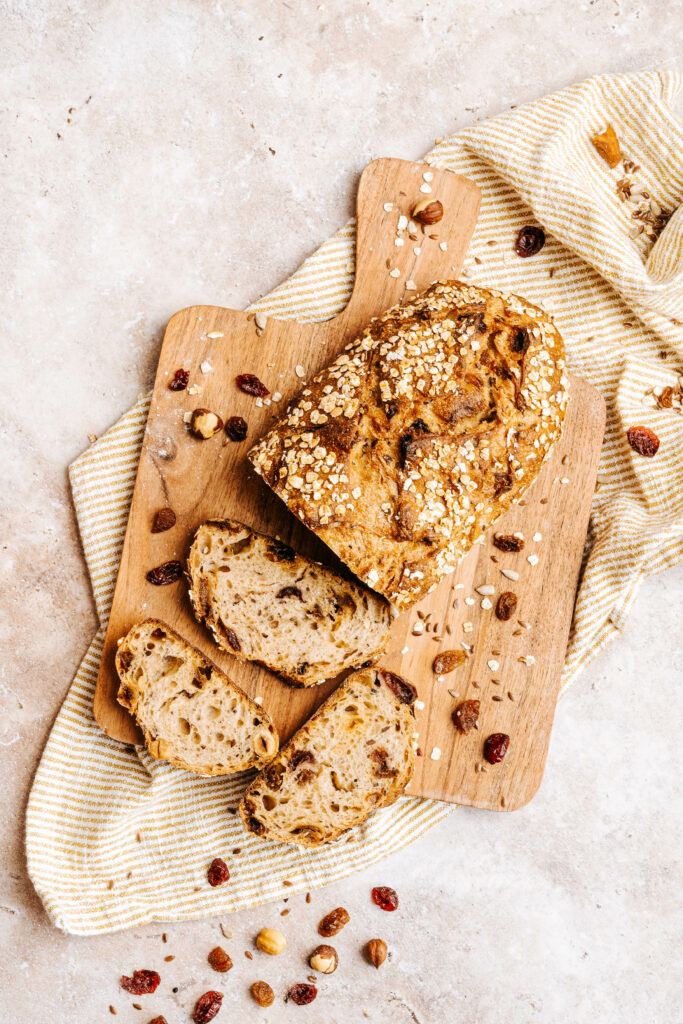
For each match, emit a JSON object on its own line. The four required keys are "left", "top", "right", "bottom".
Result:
{"left": 95, "top": 156, "right": 604, "bottom": 811}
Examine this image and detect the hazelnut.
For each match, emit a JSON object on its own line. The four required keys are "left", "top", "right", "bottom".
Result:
{"left": 412, "top": 198, "right": 443, "bottom": 225}
{"left": 364, "top": 938, "right": 388, "bottom": 969}
{"left": 256, "top": 927, "right": 286, "bottom": 955}
{"left": 251, "top": 981, "right": 274, "bottom": 1007}
{"left": 189, "top": 408, "right": 223, "bottom": 439}
{"left": 309, "top": 944, "right": 338, "bottom": 974}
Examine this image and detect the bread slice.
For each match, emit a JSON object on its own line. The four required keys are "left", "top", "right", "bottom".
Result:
{"left": 239, "top": 667, "right": 417, "bottom": 847}
{"left": 115, "top": 619, "right": 279, "bottom": 776}
{"left": 187, "top": 518, "right": 396, "bottom": 687}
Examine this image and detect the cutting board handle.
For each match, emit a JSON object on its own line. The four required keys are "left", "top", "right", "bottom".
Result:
{"left": 343, "top": 157, "right": 481, "bottom": 327}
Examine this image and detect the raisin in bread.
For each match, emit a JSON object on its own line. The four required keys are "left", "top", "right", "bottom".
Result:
{"left": 116, "top": 619, "right": 278, "bottom": 775}
{"left": 239, "top": 667, "right": 417, "bottom": 847}
{"left": 187, "top": 518, "right": 395, "bottom": 687}
{"left": 249, "top": 281, "right": 569, "bottom": 610}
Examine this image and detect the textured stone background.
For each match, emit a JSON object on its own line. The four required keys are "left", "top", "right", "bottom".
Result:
{"left": 1, "top": 2, "right": 681, "bottom": 1022}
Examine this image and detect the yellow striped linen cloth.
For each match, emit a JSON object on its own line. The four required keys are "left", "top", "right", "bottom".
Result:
{"left": 27, "top": 71, "right": 683, "bottom": 934}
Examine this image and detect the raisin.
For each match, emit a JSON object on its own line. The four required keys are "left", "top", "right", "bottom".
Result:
{"left": 627, "top": 425, "right": 660, "bottom": 457}
{"left": 264, "top": 761, "right": 286, "bottom": 790}
{"left": 496, "top": 592, "right": 518, "bottom": 621}
{"left": 493, "top": 534, "right": 524, "bottom": 552}
{"left": 149, "top": 1017, "right": 168, "bottom": 1024}
{"left": 371, "top": 747, "right": 397, "bottom": 778}
{"left": 452, "top": 699, "right": 480, "bottom": 734}
{"left": 318, "top": 907, "right": 349, "bottom": 937}
{"left": 207, "top": 858, "right": 230, "bottom": 887}
{"left": 493, "top": 471, "right": 513, "bottom": 498}
{"left": 168, "top": 368, "right": 189, "bottom": 391}
{"left": 118, "top": 651, "right": 133, "bottom": 674}
{"left": 371, "top": 886, "right": 399, "bottom": 911}
{"left": 224, "top": 416, "right": 248, "bottom": 441}
{"left": 146, "top": 560, "right": 182, "bottom": 586}
{"left": 207, "top": 947, "right": 233, "bottom": 972}
{"left": 151, "top": 507, "right": 176, "bottom": 533}
{"left": 514, "top": 225, "right": 545, "bottom": 257}
{"left": 290, "top": 749, "right": 315, "bottom": 770}
{"left": 659, "top": 387, "right": 675, "bottom": 408}
{"left": 510, "top": 327, "right": 532, "bottom": 354}
{"left": 276, "top": 586, "right": 303, "bottom": 600}
{"left": 288, "top": 984, "right": 317, "bottom": 1005}
{"left": 432, "top": 650, "right": 467, "bottom": 675}
{"left": 251, "top": 981, "right": 274, "bottom": 1007}
{"left": 380, "top": 670, "right": 417, "bottom": 706}
{"left": 219, "top": 624, "right": 241, "bottom": 652}
{"left": 192, "top": 990, "right": 223, "bottom": 1023}
{"left": 236, "top": 373, "right": 269, "bottom": 397}
{"left": 385, "top": 402, "right": 398, "bottom": 419}
{"left": 120, "top": 970, "right": 160, "bottom": 995}
{"left": 484, "top": 733, "right": 510, "bottom": 764}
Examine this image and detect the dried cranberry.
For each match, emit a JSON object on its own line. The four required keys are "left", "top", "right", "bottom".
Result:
{"left": 169, "top": 368, "right": 189, "bottom": 391}
{"left": 151, "top": 507, "right": 176, "bottom": 533}
{"left": 380, "top": 670, "right": 417, "bottom": 706}
{"left": 484, "top": 733, "right": 510, "bottom": 764}
{"left": 236, "top": 373, "right": 269, "bottom": 397}
{"left": 146, "top": 560, "right": 182, "bottom": 585}
{"left": 514, "top": 225, "right": 545, "bottom": 258}
{"left": 495, "top": 591, "right": 518, "bottom": 622}
{"left": 493, "top": 534, "right": 524, "bottom": 552}
{"left": 224, "top": 416, "right": 248, "bottom": 441}
{"left": 371, "top": 886, "right": 399, "bottom": 911}
{"left": 207, "top": 857, "right": 230, "bottom": 887}
{"left": 120, "top": 970, "right": 160, "bottom": 995}
{"left": 288, "top": 984, "right": 317, "bottom": 1005}
{"left": 318, "top": 907, "right": 349, "bottom": 937}
{"left": 192, "top": 990, "right": 223, "bottom": 1023}
{"left": 452, "top": 699, "right": 480, "bottom": 734}
{"left": 627, "top": 425, "right": 660, "bottom": 457}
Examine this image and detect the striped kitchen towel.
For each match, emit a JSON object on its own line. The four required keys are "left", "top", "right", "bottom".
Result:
{"left": 27, "top": 70, "right": 683, "bottom": 934}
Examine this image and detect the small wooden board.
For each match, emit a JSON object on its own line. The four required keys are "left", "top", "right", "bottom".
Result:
{"left": 95, "top": 157, "right": 605, "bottom": 811}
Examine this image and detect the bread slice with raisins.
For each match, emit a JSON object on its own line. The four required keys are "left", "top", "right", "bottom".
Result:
{"left": 239, "top": 667, "right": 417, "bottom": 847}
{"left": 116, "top": 619, "right": 279, "bottom": 775}
{"left": 187, "top": 518, "right": 395, "bottom": 687}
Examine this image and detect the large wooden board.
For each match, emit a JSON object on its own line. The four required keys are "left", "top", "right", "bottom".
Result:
{"left": 95, "top": 156, "right": 605, "bottom": 811}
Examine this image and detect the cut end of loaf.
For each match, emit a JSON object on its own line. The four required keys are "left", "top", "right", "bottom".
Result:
{"left": 239, "top": 667, "right": 417, "bottom": 847}
{"left": 187, "top": 517, "right": 395, "bottom": 686}
{"left": 115, "top": 618, "right": 279, "bottom": 776}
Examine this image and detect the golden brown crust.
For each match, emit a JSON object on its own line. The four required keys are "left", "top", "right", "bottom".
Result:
{"left": 249, "top": 281, "right": 569, "bottom": 609}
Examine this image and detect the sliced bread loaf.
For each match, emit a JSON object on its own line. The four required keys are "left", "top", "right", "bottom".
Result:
{"left": 116, "top": 619, "right": 279, "bottom": 776}
{"left": 239, "top": 667, "right": 417, "bottom": 847}
{"left": 187, "top": 518, "right": 396, "bottom": 687}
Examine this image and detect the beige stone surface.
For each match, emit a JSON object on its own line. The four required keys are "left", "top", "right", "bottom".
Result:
{"left": 1, "top": 2, "right": 682, "bottom": 1022}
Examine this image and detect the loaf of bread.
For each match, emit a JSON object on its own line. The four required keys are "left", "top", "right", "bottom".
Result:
{"left": 249, "top": 281, "right": 568, "bottom": 610}
{"left": 239, "top": 667, "right": 417, "bottom": 847}
{"left": 187, "top": 518, "right": 395, "bottom": 687}
{"left": 116, "top": 619, "right": 279, "bottom": 775}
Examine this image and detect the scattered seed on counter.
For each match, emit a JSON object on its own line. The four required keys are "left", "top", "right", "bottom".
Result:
{"left": 476, "top": 585, "right": 495, "bottom": 596}
{"left": 507, "top": 691, "right": 516, "bottom": 701}
{"left": 419, "top": 182, "right": 432, "bottom": 193}
{"left": 389, "top": 267, "right": 400, "bottom": 278}
{"left": 448, "top": 689, "right": 459, "bottom": 698}
{"left": 430, "top": 747, "right": 442, "bottom": 760}
{"left": 533, "top": 532, "right": 542, "bottom": 542}
{"left": 398, "top": 214, "right": 408, "bottom": 230}
{"left": 518, "top": 620, "right": 531, "bottom": 629}
{"left": 519, "top": 655, "right": 536, "bottom": 665}
{"left": 465, "top": 596, "right": 475, "bottom": 606}
{"left": 207, "top": 331, "right": 224, "bottom": 339}
{"left": 560, "top": 476, "right": 570, "bottom": 484}
{"left": 487, "top": 660, "right": 499, "bottom": 671}
{"left": 439, "top": 241, "right": 448, "bottom": 251}
{"left": 481, "top": 598, "right": 493, "bottom": 610}
{"left": 383, "top": 202, "right": 393, "bottom": 212}
{"left": 400, "top": 645, "right": 409, "bottom": 655}
{"left": 527, "top": 554, "right": 539, "bottom": 566}
{"left": 415, "top": 700, "right": 425, "bottom": 710}
{"left": 462, "top": 622, "right": 473, "bottom": 633}
{"left": 405, "top": 279, "right": 417, "bottom": 290}
{"left": 455, "top": 583, "right": 465, "bottom": 589}
{"left": 501, "top": 569, "right": 520, "bottom": 581}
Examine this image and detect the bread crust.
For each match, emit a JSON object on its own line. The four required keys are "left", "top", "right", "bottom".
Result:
{"left": 115, "top": 618, "right": 279, "bottom": 775}
{"left": 239, "top": 667, "right": 417, "bottom": 847}
{"left": 249, "top": 281, "right": 569, "bottom": 609}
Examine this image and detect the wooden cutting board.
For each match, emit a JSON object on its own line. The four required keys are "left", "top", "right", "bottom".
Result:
{"left": 95, "top": 156, "right": 605, "bottom": 811}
